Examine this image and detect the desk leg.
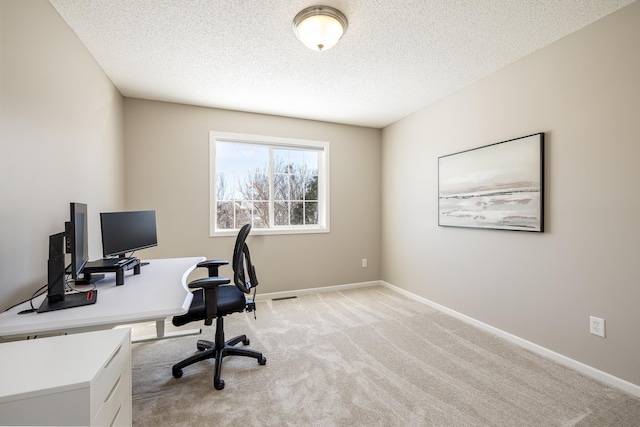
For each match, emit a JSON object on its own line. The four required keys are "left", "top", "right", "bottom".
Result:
{"left": 156, "top": 319, "right": 165, "bottom": 338}
{"left": 131, "top": 319, "right": 202, "bottom": 343}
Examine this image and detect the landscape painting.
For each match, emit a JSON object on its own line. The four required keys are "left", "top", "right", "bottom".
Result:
{"left": 438, "top": 133, "right": 544, "bottom": 232}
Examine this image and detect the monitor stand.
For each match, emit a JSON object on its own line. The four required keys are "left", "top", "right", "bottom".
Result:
{"left": 83, "top": 258, "right": 141, "bottom": 286}
{"left": 37, "top": 290, "right": 97, "bottom": 313}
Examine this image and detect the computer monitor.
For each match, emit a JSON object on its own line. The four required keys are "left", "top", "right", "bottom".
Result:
{"left": 38, "top": 203, "right": 97, "bottom": 313}
{"left": 66, "top": 202, "right": 89, "bottom": 280}
{"left": 100, "top": 210, "right": 158, "bottom": 258}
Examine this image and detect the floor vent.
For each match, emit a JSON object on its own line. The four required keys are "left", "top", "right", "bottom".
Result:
{"left": 271, "top": 296, "right": 298, "bottom": 301}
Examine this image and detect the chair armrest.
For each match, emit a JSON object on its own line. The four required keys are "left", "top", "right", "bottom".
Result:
{"left": 188, "top": 276, "right": 230, "bottom": 290}
{"left": 197, "top": 260, "right": 229, "bottom": 277}
{"left": 188, "top": 277, "right": 230, "bottom": 325}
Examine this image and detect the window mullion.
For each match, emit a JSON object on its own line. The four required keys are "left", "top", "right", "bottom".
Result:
{"left": 268, "top": 147, "right": 274, "bottom": 228}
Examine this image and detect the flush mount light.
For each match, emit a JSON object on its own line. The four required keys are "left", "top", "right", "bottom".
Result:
{"left": 293, "top": 5, "right": 348, "bottom": 51}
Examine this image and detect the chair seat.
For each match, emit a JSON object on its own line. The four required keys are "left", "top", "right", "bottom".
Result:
{"left": 173, "top": 285, "right": 246, "bottom": 327}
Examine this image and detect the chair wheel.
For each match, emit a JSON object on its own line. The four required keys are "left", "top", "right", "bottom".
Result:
{"left": 196, "top": 340, "right": 211, "bottom": 351}
{"left": 259, "top": 356, "right": 267, "bottom": 365}
{"left": 243, "top": 338, "right": 250, "bottom": 345}
{"left": 215, "top": 379, "right": 225, "bottom": 390}
{"left": 172, "top": 368, "right": 183, "bottom": 378}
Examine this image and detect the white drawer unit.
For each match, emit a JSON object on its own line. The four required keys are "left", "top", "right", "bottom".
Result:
{"left": 0, "top": 328, "right": 132, "bottom": 426}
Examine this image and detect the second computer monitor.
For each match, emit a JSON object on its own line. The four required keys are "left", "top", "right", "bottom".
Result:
{"left": 100, "top": 210, "right": 157, "bottom": 258}
{"left": 66, "top": 202, "right": 89, "bottom": 279}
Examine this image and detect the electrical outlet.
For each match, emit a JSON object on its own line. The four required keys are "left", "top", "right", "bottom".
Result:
{"left": 361, "top": 258, "right": 367, "bottom": 268}
{"left": 590, "top": 316, "right": 605, "bottom": 338}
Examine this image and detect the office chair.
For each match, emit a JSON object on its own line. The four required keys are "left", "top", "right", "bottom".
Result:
{"left": 171, "top": 224, "right": 266, "bottom": 390}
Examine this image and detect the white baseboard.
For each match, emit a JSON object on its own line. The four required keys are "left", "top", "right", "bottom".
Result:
{"left": 379, "top": 280, "right": 640, "bottom": 398}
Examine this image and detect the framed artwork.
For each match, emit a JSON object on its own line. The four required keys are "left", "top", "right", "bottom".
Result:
{"left": 438, "top": 133, "right": 544, "bottom": 232}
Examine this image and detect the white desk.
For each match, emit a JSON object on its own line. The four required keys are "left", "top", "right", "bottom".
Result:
{"left": 0, "top": 257, "right": 205, "bottom": 340}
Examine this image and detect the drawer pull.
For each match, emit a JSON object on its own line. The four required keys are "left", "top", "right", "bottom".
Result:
{"left": 109, "top": 405, "right": 122, "bottom": 427}
{"left": 105, "top": 344, "right": 122, "bottom": 369}
{"left": 105, "top": 375, "right": 122, "bottom": 404}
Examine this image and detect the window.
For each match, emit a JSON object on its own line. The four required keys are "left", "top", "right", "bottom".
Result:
{"left": 210, "top": 131, "right": 330, "bottom": 235}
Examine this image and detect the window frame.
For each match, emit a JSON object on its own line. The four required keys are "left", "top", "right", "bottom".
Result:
{"left": 209, "top": 131, "right": 330, "bottom": 236}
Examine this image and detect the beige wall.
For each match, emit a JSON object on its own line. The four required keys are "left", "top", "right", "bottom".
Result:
{"left": 0, "top": 0, "right": 124, "bottom": 310}
{"left": 381, "top": 2, "right": 640, "bottom": 386}
{"left": 123, "top": 99, "right": 382, "bottom": 292}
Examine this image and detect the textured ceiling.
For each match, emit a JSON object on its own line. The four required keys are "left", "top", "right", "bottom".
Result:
{"left": 48, "top": 0, "right": 634, "bottom": 128}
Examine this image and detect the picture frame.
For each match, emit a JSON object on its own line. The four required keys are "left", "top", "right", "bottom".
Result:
{"left": 438, "top": 133, "right": 544, "bottom": 232}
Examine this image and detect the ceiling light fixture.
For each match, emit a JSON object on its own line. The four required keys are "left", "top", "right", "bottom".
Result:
{"left": 293, "top": 5, "right": 348, "bottom": 52}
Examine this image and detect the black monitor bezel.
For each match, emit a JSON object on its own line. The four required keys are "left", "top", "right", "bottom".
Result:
{"left": 67, "top": 202, "right": 89, "bottom": 280}
{"left": 100, "top": 210, "right": 158, "bottom": 258}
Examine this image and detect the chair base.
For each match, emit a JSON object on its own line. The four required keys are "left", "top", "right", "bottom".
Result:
{"left": 172, "top": 317, "right": 266, "bottom": 390}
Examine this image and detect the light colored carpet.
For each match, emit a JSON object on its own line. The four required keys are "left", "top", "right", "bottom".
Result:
{"left": 130, "top": 286, "right": 640, "bottom": 426}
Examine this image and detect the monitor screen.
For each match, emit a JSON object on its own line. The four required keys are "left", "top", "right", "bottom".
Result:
{"left": 66, "top": 202, "right": 89, "bottom": 279}
{"left": 100, "top": 210, "right": 158, "bottom": 258}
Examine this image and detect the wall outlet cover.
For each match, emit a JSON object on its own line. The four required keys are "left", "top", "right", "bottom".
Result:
{"left": 590, "top": 316, "right": 606, "bottom": 338}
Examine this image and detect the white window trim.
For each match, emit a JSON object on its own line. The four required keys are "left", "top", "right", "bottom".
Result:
{"left": 209, "top": 131, "right": 330, "bottom": 236}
